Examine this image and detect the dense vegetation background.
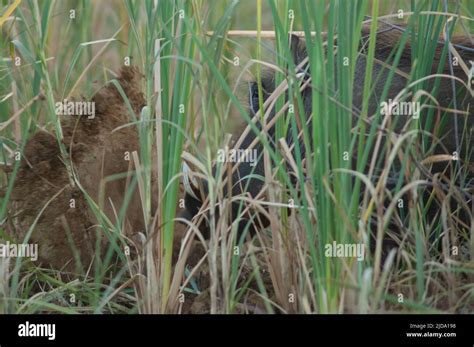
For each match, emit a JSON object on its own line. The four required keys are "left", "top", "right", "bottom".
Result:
{"left": 0, "top": 0, "right": 472, "bottom": 313}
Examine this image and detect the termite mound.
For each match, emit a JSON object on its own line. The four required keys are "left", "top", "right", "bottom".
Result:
{"left": 5, "top": 66, "right": 147, "bottom": 272}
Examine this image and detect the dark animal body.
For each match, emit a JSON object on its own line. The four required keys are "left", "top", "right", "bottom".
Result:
{"left": 183, "top": 24, "right": 473, "bottom": 242}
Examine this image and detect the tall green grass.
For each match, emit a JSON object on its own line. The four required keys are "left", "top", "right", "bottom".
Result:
{"left": 0, "top": 0, "right": 472, "bottom": 314}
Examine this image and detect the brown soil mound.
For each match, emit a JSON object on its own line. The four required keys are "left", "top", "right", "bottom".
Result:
{"left": 6, "top": 66, "right": 146, "bottom": 272}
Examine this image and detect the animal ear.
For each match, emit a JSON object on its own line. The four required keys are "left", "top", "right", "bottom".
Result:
{"left": 248, "top": 81, "right": 260, "bottom": 115}
{"left": 289, "top": 34, "right": 307, "bottom": 67}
